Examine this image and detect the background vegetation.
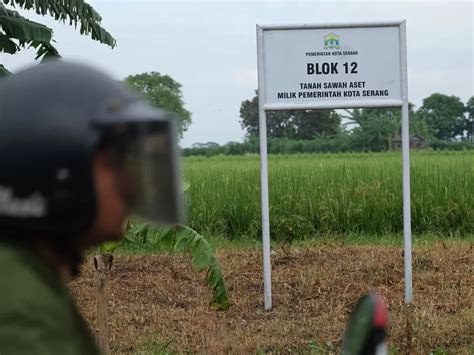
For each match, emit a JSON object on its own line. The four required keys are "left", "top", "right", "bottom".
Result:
{"left": 184, "top": 150, "right": 474, "bottom": 239}
{"left": 187, "top": 93, "right": 474, "bottom": 155}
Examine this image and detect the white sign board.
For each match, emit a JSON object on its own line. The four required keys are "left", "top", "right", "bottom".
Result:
{"left": 256, "top": 21, "right": 412, "bottom": 310}
{"left": 259, "top": 24, "right": 404, "bottom": 110}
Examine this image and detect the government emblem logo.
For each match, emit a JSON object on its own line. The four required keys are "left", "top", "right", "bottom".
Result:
{"left": 324, "top": 33, "right": 340, "bottom": 49}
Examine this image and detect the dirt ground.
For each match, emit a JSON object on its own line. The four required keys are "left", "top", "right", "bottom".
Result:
{"left": 70, "top": 242, "right": 473, "bottom": 354}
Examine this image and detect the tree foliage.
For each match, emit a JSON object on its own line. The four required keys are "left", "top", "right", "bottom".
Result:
{"left": 418, "top": 93, "right": 466, "bottom": 140}
{"left": 466, "top": 96, "right": 474, "bottom": 120}
{"left": 240, "top": 90, "right": 341, "bottom": 139}
{"left": 186, "top": 92, "right": 472, "bottom": 156}
{"left": 465, "top": 96, "right": 474, "bottom": 142}
{"left": 238, "top": 91, "right": 473, "bottom": 150}
{"left": 342, "top": 108, "right": 400, "bottom": 151}
{"left": 341, "top": 104, "right": 425, "bottom": 151}
{"left": 124, "top": 72, "right": 192, "bottom": 138}
{"left": 0, "top": 0, "right": 115, "bottom": 75}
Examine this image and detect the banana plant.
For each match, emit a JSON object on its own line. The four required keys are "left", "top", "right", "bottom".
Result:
{"left": 94, "top": 221, "right": 230, "bottom": 352}
{"left": 97, "top": 180, "right": 229, "bottom": 310}
{"left": 125, "top": 222, "right": 230, "bottom": 311}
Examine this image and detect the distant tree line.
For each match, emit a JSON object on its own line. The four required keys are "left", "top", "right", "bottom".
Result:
{"left": 184, "top": 92, "right": 474, "bottom": 156}
{"left": 182, "top": 136, "right": 474, "bottom": 157}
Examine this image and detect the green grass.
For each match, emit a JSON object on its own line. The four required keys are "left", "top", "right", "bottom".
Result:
{"left": 183, "top": 150, "right": 474, "bottom": 241}
{"left": 137, "top": 335, "right": 177, "bottom": 354}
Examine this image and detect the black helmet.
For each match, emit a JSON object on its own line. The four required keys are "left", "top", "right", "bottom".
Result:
{"left": 0, "top": 61, "right": 183, "bottom": 236}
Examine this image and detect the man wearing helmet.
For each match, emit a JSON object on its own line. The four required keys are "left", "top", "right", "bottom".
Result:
{"left": 0, "top": 62, "right": 183, "bottom": 354}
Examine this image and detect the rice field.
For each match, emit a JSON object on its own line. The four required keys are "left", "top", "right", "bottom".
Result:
{"left": 183, "top": 150, "right": 474, "bottom": 239}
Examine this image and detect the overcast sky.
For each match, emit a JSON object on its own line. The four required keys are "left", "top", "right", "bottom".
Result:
{"left": 1, "top": 0, "right": 472, "bottom": 147}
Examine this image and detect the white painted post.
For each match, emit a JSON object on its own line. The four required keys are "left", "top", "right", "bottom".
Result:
{"left": 400, "top": 20, "right": 413, "bottom": 303}
{"left": 257, "top": 25, "right": 272, "bottom": 310}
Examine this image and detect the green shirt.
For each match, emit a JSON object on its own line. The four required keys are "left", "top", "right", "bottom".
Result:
{"left": 0, "top": 240, "right": 101, "bottom": 355}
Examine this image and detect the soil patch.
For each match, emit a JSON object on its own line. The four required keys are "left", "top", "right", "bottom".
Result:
{"left": 70, "top": 243, "right": 473, "bottom": 353}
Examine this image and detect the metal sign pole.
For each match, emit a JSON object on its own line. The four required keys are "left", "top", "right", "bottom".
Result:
{"left": 257, "top": 25, "right": 272, "bottom": 310}
{"left": 401, "top": 101, "right": 412, "bottom": 303}
{"left": 400, "top": 20, "right": 413, "bottom": 303}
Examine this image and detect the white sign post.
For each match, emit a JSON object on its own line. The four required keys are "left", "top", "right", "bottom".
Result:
{"left": 256, "top": 21, "right": 412, "bottom": 310}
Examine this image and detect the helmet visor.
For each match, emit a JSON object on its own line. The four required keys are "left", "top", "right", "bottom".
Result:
{"left": 101, "top": 120, "right": 184, "bottom": 226}
{"left": 93, "top": 100, "right": 184, "bottom": 225}
{"left": 123, "top": 121, "right": 184, "bottom": 225}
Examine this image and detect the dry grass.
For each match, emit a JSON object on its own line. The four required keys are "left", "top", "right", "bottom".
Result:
{"left": 70, "top": 242, "right": 473, "bottom": 354}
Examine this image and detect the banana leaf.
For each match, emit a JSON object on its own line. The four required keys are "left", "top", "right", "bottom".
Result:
{"left": 0, "top": 64, "right": 10, "bottom": 76}
{"left": 0, "top": 9, "right": 53, "bottom": 42}
{"left": 99, "top": 240, "right": 123, "bottom": 254}
{"left": 2, "top": 0, "right": 115, "bottom": 47}
{"left": 0, "top": 33, "right": 18, "bottom": 53}
{"left": 124, "top": 222, "right": 230, "bottom": 311}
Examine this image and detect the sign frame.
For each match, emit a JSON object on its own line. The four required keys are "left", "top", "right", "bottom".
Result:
{"left": 256, "top": 20, "right": 412, "bottom": 310}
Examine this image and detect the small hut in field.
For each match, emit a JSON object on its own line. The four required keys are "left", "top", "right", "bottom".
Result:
{"left": 392, "top": 134, "right": 426, "bottom": 149}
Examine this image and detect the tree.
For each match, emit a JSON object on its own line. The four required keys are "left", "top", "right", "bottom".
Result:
{"left": 342, "top": 108, "right": 401, "bottom": 151}
{"left": 343, "top": 104, "right": 433, "bottom": 151}
{"left": 240, "top": 90, "right": 341, "bottom": 139}
{"left": 417, "top": 93, "right": 466, "bottom": 140}
{"left": 0, "top": 0, "right": 115, "bottom": 76}
{"left": 124, "top": 72, "right": 192, "bottom": 138}
{"left": 465, "top": 96, "right": 474, "bottom": 143}
{"left": 408, "top": 110, "right": 431, "bottom": 139}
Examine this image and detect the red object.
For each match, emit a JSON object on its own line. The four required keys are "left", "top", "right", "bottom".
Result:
{"left": 373, "top": 296, "right": 388, "bottom": 329}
